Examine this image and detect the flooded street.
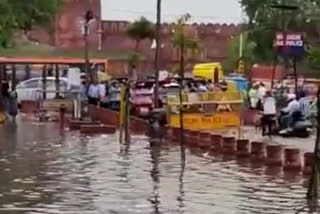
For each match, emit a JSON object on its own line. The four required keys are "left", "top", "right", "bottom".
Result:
{"left": 0, "top": 120, "right": 316, "bottom": 214}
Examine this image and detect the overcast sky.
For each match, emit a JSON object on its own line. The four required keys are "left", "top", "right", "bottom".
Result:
{"left": 101, "top": 0, "right": 243, "bottom": 24}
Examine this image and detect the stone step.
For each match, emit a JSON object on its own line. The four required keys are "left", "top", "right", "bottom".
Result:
{"left": 80, "top": 124, "right": 116, "bottom": 135}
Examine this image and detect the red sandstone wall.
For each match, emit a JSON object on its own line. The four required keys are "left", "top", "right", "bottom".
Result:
{"left": 55, "top": 0, "right": 101, "bottom": 49}
{"left": 28, "top": 0, "right": 240, "bottom": 75}
{"left": 101, "top": 21, "right": 240, "bottom": 62}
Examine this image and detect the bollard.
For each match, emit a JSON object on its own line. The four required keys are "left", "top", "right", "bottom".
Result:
{"left": 284, "top": 148, "right": 302, "bottom": 171}
{"left": 251, "top": 142, "right": 266, "bottom": 161}
{"left": 303, "top": 152, "right": 314, "bottom": 175}
{"left": 172, "top": 127, "right": 181, "bottom": 143}
{"left": 189, "top": 130, "right": 200, "bottom": 147}
{"left": 222, "top": 137, "right": 237, "bottom": 155}
{"left": 199, "top": 132, "right": 211, "bottom": 149}
{"left": 237, "top": 139, "right": 250, "bottom": 158}
{"left": 59, "top": 104, "right": 66, "bottom": 131}
{"left": 184, "top": 129, "right": 193, "bottom": 145}
{"left": 69, "top": 120, "right": 101, "bottom": 130}
{"left": 210, "top": 134, "right": 222, "bottom": 151}
{"left": 266, "top": 145, "right": 283, "bottom": 167}
{"left": 80, "top": 124, "right": 116, "bottom": 134}
{"left": 164, "top": 126, "right": 172, "bottom": 140}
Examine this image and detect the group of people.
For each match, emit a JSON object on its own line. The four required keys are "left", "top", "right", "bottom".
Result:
{"left": 184, "top": 80, "right": 228, "bottom": 93}
{"left": 249, "top": 81, "right": 311, "bottom": 136}
{"left": 82, "top": 80, "right": 122, "bottom": 110}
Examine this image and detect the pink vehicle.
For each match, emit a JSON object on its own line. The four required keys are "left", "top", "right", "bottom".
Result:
{"left": 131, "top": 81, "right": 155, "bottom": 117}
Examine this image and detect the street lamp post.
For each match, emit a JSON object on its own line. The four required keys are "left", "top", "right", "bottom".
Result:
{"left": 84, "top": 10, "right": 94, "bottom": 84}
{"left": 271, "top": 2, "right": 298, "bottom": 89}
{"left": 154, "top": 0, "right": 162, "bottom": 108}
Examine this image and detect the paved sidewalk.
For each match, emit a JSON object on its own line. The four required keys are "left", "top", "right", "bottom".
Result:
{"left": 241, "top": 126, "right": 316, "bottom": 153}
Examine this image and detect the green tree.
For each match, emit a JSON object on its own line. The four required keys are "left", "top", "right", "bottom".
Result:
{"left": 127, "top": 17, "right": 154, "bottom": 50}
{"left": 0, "top": 0, "right": 63, "bottom": 48}
{"left": 128, "top": 52, "right": 141, "bottom": 80}
{"left": 240, "top": 0, "right": 320, "bottom": 63}
{"left": 11, "top": 0, "right": 62, "bottom": 33}
{"left": 0, "top": 0, "right": 16, "bottom": 48}
{"left": 225, "top": 33, "right": 256, "bottom": 73}
{"left": 306, "top": 46, "right": 320, "bottom": 68}
{"left": 127, "top": 17, "right": 154, "bottom": 79}
{"left": 171, "top": 13, "right": 199, "bottom": 77}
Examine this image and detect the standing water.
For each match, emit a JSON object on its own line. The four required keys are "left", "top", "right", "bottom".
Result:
{"left": 0, "top": 120, "right": 316, "bottom": 213}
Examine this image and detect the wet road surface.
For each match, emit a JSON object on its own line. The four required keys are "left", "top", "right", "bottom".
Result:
{"left": 0, "top": 120, "right": 317, "bottom": 214}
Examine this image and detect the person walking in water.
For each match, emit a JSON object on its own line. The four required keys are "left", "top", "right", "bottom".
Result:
{"left": 7, "top": 90, "right": 18, "bottom": 121}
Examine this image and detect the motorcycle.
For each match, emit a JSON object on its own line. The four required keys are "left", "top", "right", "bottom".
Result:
{"left": 275, "top": 110, "right": 313, "bottom": 138}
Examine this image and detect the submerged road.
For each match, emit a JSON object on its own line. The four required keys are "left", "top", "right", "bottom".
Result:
{"left": 0, "top": 119, "right": 317, "bottom": 213}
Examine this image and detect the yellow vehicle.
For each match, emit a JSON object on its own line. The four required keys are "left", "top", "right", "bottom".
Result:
{"left": 167, "top": 91, "right": 243, "bottom": 137}
{"left": 193, "top": 63, "right": 224, "bottom": 82}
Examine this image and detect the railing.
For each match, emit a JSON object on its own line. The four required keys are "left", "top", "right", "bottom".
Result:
{"left": 167, "top": 92, "right": 243, "bottom": 106}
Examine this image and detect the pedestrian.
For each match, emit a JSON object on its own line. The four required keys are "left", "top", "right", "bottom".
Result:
{"left": 100, "top": 81, "right": 110, "bottom": 108}
{"left": 298, "top": 90, "right": 310, "bottom": 118}
{"left": 248, "top": 83, "right": 259, "bottom": 109}
{"left": 279, "top": 94, "right": 300, "bottom": 133}
{"left": 207, "top": 79, "right": 215, "bottom": 91}
{"left": 261, "top": 91, "right": 276, "bottom": 136}
{"left": 7, "top": 90, "right": 18, "bottom": 121}
{"left": 256, "top": 82, "right": 266, "bottom": 110}
{"left": 2, "top": 80, "right": 9, "bottom": 118}
{"left": 197, "top": 82, "right": 208, "bottom": 92}
{"left": 87, "top": 81, "right": 100, "bottom": 105}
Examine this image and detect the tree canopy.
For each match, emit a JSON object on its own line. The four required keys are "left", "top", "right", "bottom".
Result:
{"left": 240, "top": 0, "right": 320, "bottom": 63}
{"left": 127, "top": 17, "right": 155, "bottom": 50}
{"left": 0, "top": 0, "right": 63, "bottom": 48}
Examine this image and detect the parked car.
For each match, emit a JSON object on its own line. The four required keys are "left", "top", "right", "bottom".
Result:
{"left": 16, "top": 77, "right": 78, "bottom": 103}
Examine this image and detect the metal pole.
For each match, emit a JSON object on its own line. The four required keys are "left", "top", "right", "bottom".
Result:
{"left": 84, "top": 22, "right": 91, "bottom": 84}
{"left": 55, "top": 64, "right": 60, "bottom": 98}
{"left": 307, "top": 86, "right": 320, "bottom": 200}
{"left": 293, "top": 57, "right": 298, "bottom": 94}
{"left": 42, "top": 65, "right": 47, "bottom": 100}
{"left": 25, "top": 64, "right": 30, "bottom": 80}
{"left": 0, "top": 64, "right": 3, "bottom": 111}
{"left": 11, "top": 64, "right": 16, "bottom": 91}
{"left": 239, "top": 33, "right": 243, "bottom": 58}
{"left": 154, "top": 0, "right": 161, "bottom": 108}
{"left": 282, "top": 7, "right": 288, "bottom": 79}
{"left": 239, "top": 9, "right": 244, "bottom": 58}
{"left": 271, "top": 55, "right": 277, "bottom": 89}
{"left": 179, "top": 37, "right": 185, "bottom": 146}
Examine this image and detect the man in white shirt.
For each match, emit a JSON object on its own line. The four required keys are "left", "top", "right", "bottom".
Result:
{"left": 256, "top": 82, "right": 266, "bottom": 110}
{"left": 261, "top": 91, "right": 276, "bottom": 136}
{"left": 257, "top": 82, "right": 267, "bottom": 100}
{"left": 281, "top": 94, "right": 301, "bottom": 131}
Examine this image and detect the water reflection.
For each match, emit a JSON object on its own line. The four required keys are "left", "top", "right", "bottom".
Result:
{"left": 149, "top": 141, "right": 161, "bottom": 214}
{"left": 1, "top": 121, "right": 320, "bottom": 213}
{"left": 178, "top": 145, "right": 186, "bottom": 214}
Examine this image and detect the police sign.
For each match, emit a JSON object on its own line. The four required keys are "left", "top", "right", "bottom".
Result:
{"left": 274, "top": 33, "right": 304, "bottom": 57}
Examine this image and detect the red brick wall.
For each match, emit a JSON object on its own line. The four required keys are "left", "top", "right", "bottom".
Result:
{"left": 88, "top": 105, "right": 148, "bottom": 135}
{"left": 54, "top": 0, "right": 101, "bottom": 49}
{"left": 30, "top": 0, "right": 240, "bottom": 75}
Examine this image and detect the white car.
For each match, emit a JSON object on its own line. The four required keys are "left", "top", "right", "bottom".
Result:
{"left": 16, "top": 77, "right": 76, "bottom": 103}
